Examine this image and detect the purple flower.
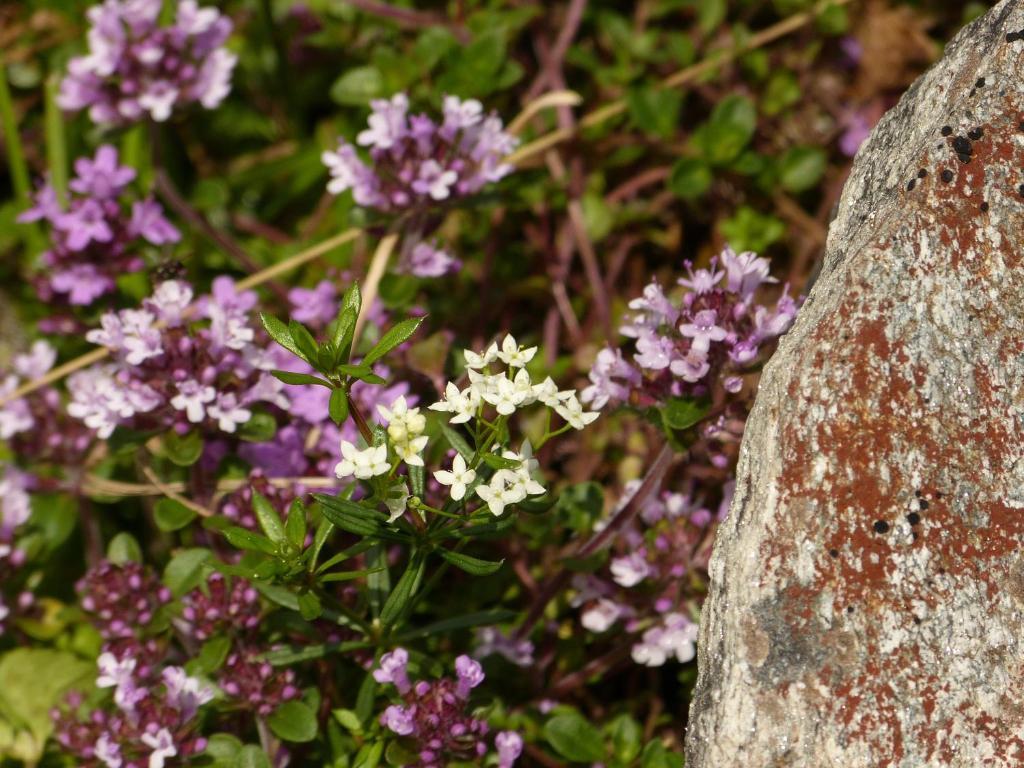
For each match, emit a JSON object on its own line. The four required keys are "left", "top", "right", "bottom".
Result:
{"left": 373, "top": 648, "right": 412, "bottom": 694}
{"left": 68, "top": 145, "right": 136, "bottom": 198}
{"left": 454, "top": 655, "right": 484, "bottom": 699}
{"left": 401, "top": 242, "right": 460, "bottom": 278}
{"left": 495, "top": 731, "right": 524, "bottom": 768}
{"left": 382, "top": 704, "right": 417, "bottom": 736}
{"left": 719, "top": 247, "right": 776, "bottom": 300}
{"left": 57, "top": 199, "right": 114, "bottom": 250}
{"left": 130, "top": 198, "right": 180, "bottom": 244}
{"left": 679, "top": 309, "right": 728, "bottom": 355}
{"left": 288, "top": 280, "right": 338, "bottom": 326}
{"left": 59, "top": 0, "right": 236, "bottom": 127}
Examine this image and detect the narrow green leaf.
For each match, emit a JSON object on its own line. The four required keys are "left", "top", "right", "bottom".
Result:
{"left": 288, "top": 320, "right": 319, "bottom": 364}
{"left": 271, "top": 370, "right": 332, "bottom": 388}
{"left": 259, "top": 313, "right": 302, "bottom": 359}
{"left": 223, "top": 526, "right": 278, "bottom": 555}
{"left": 0, "top": 65, "right": 30, "bottom": 204}
{"left": 480, "top": 453, "right": 521, "bottom": 471}
{"left": 296, "top": 591, "right": 322, "bottom": 621}
{"left": 285, "top": 499, "right": 306, "bottom": 549}
{"left": 264, "top": 640, "right": 373, "bottom": 666}
{"left": 362, "top": 316, "right": 425, "bottom": 367}
{"left": 394, "top": 609, "right": 517, "bottom": 642}
{"left": 154, "top": 498, "right": 198, "bottom": 532}
{"left": 437, "top": 548, "right": 504, "bottom": 575}
{"left": 438, "top": 421, "right": 473, "bottom": 461}
{"left": 380, "top": 550, "right": 427, "bottom": 628}
{"left": 307, "top": 516, "right": 334, "bottom": 572}
{"left": 320, "top": 567, "right": 383, "bottom": 583}
{"left": 43, "top": 73, "right": 67, "bottom": 204}
{"left": 315, "top": 539, "right": 375, "bottom": 574}
{"left": 409, "top": 463, "right": 425, "bottom": 499}
{"left": 328, "top": 388, "right": 349, "bottom": 425}
{"left": 194, "top": 635, "right": 232, "bottom": 674}
{"left": 365, "top": 543, "right": 389, "bottom": 617}
{"left": 252, "top": 492, "right": 287, "bottom": 543}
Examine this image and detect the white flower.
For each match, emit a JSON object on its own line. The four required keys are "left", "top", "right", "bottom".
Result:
{"left": 383, "top": 481, "right": 410, "bottom": 523}
{"left": 94, "top": 733, "right": 123, "bottom": 768}
{"left": 170, "top": 380, "right": 216, "bottom": 423}
{"left": 162, "top": 666, "right": 214, "bottom": 720}
{"left": 96, "top": 652, "right": 136, "bottom": 690}
{"left": 207, "top": 392, "right": 252, "bottom": 433}
{"left": 393, "top": 434, "right": 428, "bottom": 467}
{"left": 474, "top": 471, "right": 526, "bottom": 516}
{"left": 335, "top": 442, "right": 390, "bottom": 480}
{"left": 501, "top": 444, "right": 545, "bottom": 497}
{"left": 147, "top": 280, "right": 193, "bottom": 326}
{"left": 141, "top": 728, "right": 177, "bottom": 768}
{"left": 496, "top": 334, "right": 536, "bottom": 368}
{"left": 554, "top": 393, "right": 599, "bottom": 430}
{"left": 13, "top": 340, "right": 57, "bottom": 379}
{"left": 532, "top": 376, "right": 572, "bottom": 408}
{"left": 610, "top": 551, "right": 651, "bottom": 587}
{"left": 631, "top": 614, "right": 698, "bottom": 667}
{"left": 378, "top": 395, "right": 426, "bottom": 443}
{"left": 463, "top": 342, "right": 499, "bottom": 369}
{"left": 433, "top": 454, "right": 476, "bottom": 501}
{"left": 581, "top": 599, "right": 623, "bottom": 633}
{"left": 480, "top": 375, "right": 521, "bottom": 416}
{"left": 509, "top": 368, "right": 537, "bottom": 406}
{"left": 429, "top": 381, "right": 479, "bottom": 424}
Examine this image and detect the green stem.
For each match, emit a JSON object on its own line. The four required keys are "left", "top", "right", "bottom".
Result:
{"left": 0, "top": 64, "right": 30, "bottom": 204}
{"left": 43, "top": 73, "right": 67, "bottom": 205}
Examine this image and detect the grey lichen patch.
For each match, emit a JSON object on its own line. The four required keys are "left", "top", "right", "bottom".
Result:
{"left": 685, "top": 2, "right": 1024, "bottom": 766}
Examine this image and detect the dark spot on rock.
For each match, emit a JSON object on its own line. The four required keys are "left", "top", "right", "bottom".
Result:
{"left": 1019, "top": 121, "right": 1024, "bottom": 132}
{"left": 981, "top": 202, "right": 990, "bottom": 212}
{"left": 917, "top": 168, "right": 927, "bottom": 178}
{"left": 912, "top": 531, "right": 919, "bottom": 541}
{"left": 846, "top": 606, "right": 854, "bottom": 614}
{"left": 968, "top": 127, "right": 983, "bottom": 140}
{"left": 1019, "top": 184, "right": 1024, "bottom": 196}
{"left": 1009, "top": 30, "right": 1024, "bottom": 43}
{"left": 913, "top": 616, "right": 921, "bottom": 625}
{"left": 907, "top": 179, "right": 916, "bottom": 191}
{"left": 829, "top": 548, "right": 839, "bottom": 558}
{"left": 969, "top": 88, "right": 976, "bottom": 98}
{"left": 873, "top": 520, "right": 890, "bottom": 534}
{"left": 952, "top": 136, "right": 972, "bottom": 155}
{"left": 941, "top": 169, "right": 954, "bottom": 183}
{"left": 914, "top": 490, "right": 922, "bottom": 497}
{"left": 975, "top": 77, "right": 985, "bottom": 87}
{"left": 907, "top": 512, "right": 921, "bottom": 525}
{"left": 941, "top": 126, "right": 953, "bottom": 136}
{"left": 957, "top": 153, "right": 972, "bottom": 165}
{"left": 938, "top": 567, "right": 946, "bottom": 575}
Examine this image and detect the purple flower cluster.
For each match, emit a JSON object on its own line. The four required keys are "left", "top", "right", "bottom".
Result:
{"left": 373, "top": 648, "right": 522, "bottom": 767}
{"left": 575, "top": 477, "right": 733, "bottom": 666}
{"left": 582, "top": 246, "right": 798, "bottom": 409}
{"left": 78, "top": 560, "right": 173, "bottom": 640}
{"left": 322, "top": 93, "right": 516, "bottom": 278}
{"left": 59, "top": 0, "right": 236, "bottom": 126}
{"left": 67, "top": 278, "right": 289, "bottom": 440}
{"left": 219, "top": 650, "right": 301, "bottom": 717}
{"left": 0, "top": 464, "right": 34, "bottom": 636}
{"left": 53, "top": 653, "right": 213, "bottom": 768}
{"left": 177, "top": 572, "right": 261, "bottom": 641}
{"left": 18, "top": 145, "right": 179, "bottom": 306}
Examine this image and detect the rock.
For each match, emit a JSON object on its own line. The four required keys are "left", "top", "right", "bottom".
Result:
{"left": 685, "top": 2, "right": 1024, "bottom": 766}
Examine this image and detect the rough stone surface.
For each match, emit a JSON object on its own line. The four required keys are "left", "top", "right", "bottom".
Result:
{"left": 685, "top": 2, "right": 1024, "bottom": 766}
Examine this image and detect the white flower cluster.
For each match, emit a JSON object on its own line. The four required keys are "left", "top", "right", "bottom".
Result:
{"left": 431, "top": 335, "right": 598, "bottom": 429}
{"left": 334, "top": 396, "right": 428, "bottom": 482}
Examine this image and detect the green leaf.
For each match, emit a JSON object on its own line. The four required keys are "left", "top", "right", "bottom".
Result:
{"left": 627, "top": 85, "right": 682, "bottom": 139}
{"left": 330, "top": 66, "right": 384, "bottom": 105}
{"left": 333, "top": 708, "right": 363, "bottom": 733}
{"left": 0, "top": 649, "right": 93, "bottom": 763}
{"left": 409, "top": 463, "right": 425, "bottom": 498}
{"left": 259, "top": 313, "right": 302, "bottom": 359}
{"left": 394, "top": 609, "right": 517, "bottom": 642}
{"left": 607, "top": 714, "right": 643, "bottom": 763}
{"left": 268, "top": 700, "right": 318, "bottom": 743}
{"left": 354, "top": 740, "right": 384, "bottom": 768}
{"left": 778, "top": 146, "right": 827, "bottom": 192}
{"left": 380, "top": 550, "right": 427, "bottom": 629}
{"left": 203, "top": 733, "right": 242, "bottom": 766}
{"left": 154, "top": 498, "right": 198, "bottom": 532}
{"left": 288, "top": 320, "right": 320, "bottom": 365}
{"left": 662, "top": 396, "right": 711, "bottom": 431}
{"left": 543, "top": 713, "right": 607, "bottom": 763}
{"left": 362, "top": 316, "right": 424, "bottom": 366}
{"left": 106, "top": 532, "right": 142, "bottom": 565}
{"left": 297, "top": 591, "right": 323, "bottom": 621}
{"left": 437, "top": 548, "right": 504, "bottom": 575}
{"left": 641, "top": 740, "right": 684, "bottom": 768}
{"left": 271, "top": 370, "right": 332, "bottom": 388}
{"left": 252, "top": 492, "right": 287, "bottom": 544}
{"left": 329, "top": 388, "right": 349, "bottom": 425}
{"left": 438, "top": 421, "right": 473, "bottom": 461}
{"left": 554, "top": 483, "right": 605, "bottom": 532}
{"left": 308, "top": 516, "right": 335, "bottom": 572}
{"left": 668, "top": 157, "right": 712, "bottom": 199}
{"left": 332, "top": 284, "right": 361, "bottom": 357}
{"left": 320, "top": 567, "right": 383, "bottom": 583}
{"left": 692, "top": 94, "right": 757, "bottom": 165}
{"left": 163, "top": 429, "right": 204, "bottom": 466}
{"left": 695, "top": 0, "right": 727, "bottom": 33}
{"left": 223, "top": 526, "right": 278, "bottom": 555}
{"left": 285, "top": 499, "right": 306, "bottom": 549}
{"left": 163, "top": 548, "right": 211, "bottom": 596}
{"left": 761, "top": 70, "right": 801, "bottom": 116}
{"left": 480, "top": 453, "right": 522, "bottom": 471}
{"left": 719, "top": 206, "right": 785, "bottom": 253}
{"left": 233, "top": 745, "right": 273, "bottom": 768}
{"left": 194, "top": 635, "right": 232, "bottom": 674}
{"left": 239, "top": 412, "right": 277, "bottom": 443}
